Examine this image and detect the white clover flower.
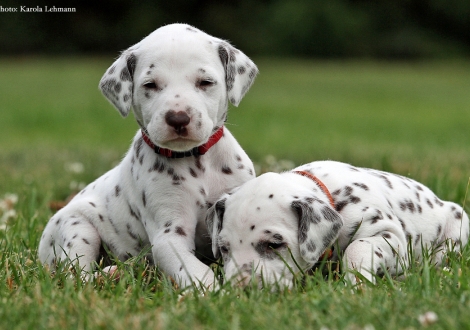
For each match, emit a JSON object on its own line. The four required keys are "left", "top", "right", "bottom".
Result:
{"left": 65, "top": 162, "right": 85, "bottom": 174}
{"left": 418, "top": 311, "right": 438, "bottom": 326}
{"left": 0, "top": 193, "right": 18, "bottom": 211}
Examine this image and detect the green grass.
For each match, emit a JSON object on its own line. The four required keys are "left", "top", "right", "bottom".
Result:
{"left": 0, "top": 57, "right": 469, "bottom": 329}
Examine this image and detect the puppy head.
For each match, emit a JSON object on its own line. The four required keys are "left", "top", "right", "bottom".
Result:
{"left": 99, "top": 23, "right": 258, "bottom": 152}
{"left": 206, "top": 172, "right": 343, "bottom": 288}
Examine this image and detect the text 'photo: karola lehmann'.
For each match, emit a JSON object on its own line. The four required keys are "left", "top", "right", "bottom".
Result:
{"left": 0, "top": 5, "right": 76, "bottom": 13}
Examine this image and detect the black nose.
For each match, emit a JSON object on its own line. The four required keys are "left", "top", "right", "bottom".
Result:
{"left": 165, "top": 111, "right": 190, "bottom": 135}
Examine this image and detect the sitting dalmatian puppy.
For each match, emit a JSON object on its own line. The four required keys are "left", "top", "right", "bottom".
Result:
{"left": 206, "top": 160, "right": 469, "bottom": 287}
{"left": 38, "top": 23, "right": 258, "bottom": 289}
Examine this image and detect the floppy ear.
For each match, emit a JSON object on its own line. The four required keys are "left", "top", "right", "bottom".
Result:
{"left": 99, "top": 47, "right": 138, "bottom": 117}
{"left": 217, "top": 41, "right": 258, "bottom": 106}
{"left": 205, "top": 196, "right": 228, "bottom": 258}
{"left": 291, "top": 197, "right": 343, "bottom": 266}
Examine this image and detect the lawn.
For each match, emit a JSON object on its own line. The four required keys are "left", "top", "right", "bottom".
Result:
{"left": 0, "top": 57, "right": 469, "bottom": 329}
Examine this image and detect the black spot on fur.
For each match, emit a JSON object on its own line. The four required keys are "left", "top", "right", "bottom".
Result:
{"left": 89, "top": 202, "right": 96, "bottom": 207}
{"left": 149, "top": 159, "right": 165, "bottom": 173}
{"left": 426, "top": 199, "right": 433, "bottom": 208}
{"left": 353, "top": 182, "right": 369, "bottom": 190}
{"left": 221, "top": 166, "right": 232, "bottom": 174}
{"left": 135, "top": 137, "right": 143, "bottom": 159}
{"left": 250, "top": 225, "right": 255, "bottom": 231}
{"left": 120, "top": 67, "right": 131, "bottom": 82}
{"left": 195, "top": 158, "right": 205, "bottom": 172}
{"left": 114, "top": 82, "right": 122, "bottom": 93}
{"left": 344, "top": 186, "right": 353, "bottom": 196}
{"left": 349, "top": 196, "right": 361, "bottom": 204}
{"left": 415, "top": 192, "right": 421, "bottom": 202}
{"left": 414, "top": 234, "right": 422, "bottom": 246}
{"left": 127, "top": 224, "right": 138, "bottom": 240}
{"left": 437, "top": 224, "right": 442, "bottom": 237}
{"left": 371, "top": 210, "right": 384, "bottom": 224}
{"left": 189, "top": 167, "right": 197, "bottom": 178}
{"left": 249, "top": 68, "right": 256, "bottom": 79}
{"left": 128, "top": 204, "right": 141, "bottom": 221}
{"left": 215, "top": 198, "right": 226, "bottom": 234}
{"left": 175, "top": 226, "right": 186, "bottom": 236}
{"left": 306, "top": 240, "right": 316, "bottom": 252}
{"left": 126, "top": 54, "right": 137, "bottom": 78}
{"left": 335, "top": 200, "right": 349, "bottom": 212}
{"left": 82, "top": 238, "right": 90, "bottom": 245}
{"left": 321, "top": 206, "right": 340, "bottom": 222}
{"left": 382, "top": 232, "right": 392, "bottom": 239}
{"left": 269, "top": 194, "right": 274, "bottom": 199}
{"left": 332, "top": 189, "right": 341, "bottom": 196}
{"left": 142, "top": 191, "right": 147, "bottom": 207}
{"left": 375, "top": 251, "right": 383, "bottom": 258}
{"left": 373, "top": 173, "right": 393, "bottom": 189}
{"left": 115, "top": 185, "right": 121, "bottom": 197}
{"left": 398, "top": 218, "right": 406, "bottom": 230}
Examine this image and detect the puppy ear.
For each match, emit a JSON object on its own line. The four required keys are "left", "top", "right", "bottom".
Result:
{"left": 205, "top": 196, "right": 228, "bottom": 258}
{"left": 99, "top": 48, "right": 138, "bottom": 117}
{"left": 217, "top": 42, "right": 258, "bottom": 106}
{"left": 291, "top": 197, "right": 343, "bottom": 266}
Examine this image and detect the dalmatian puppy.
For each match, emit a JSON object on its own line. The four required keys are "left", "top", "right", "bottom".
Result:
{"left": 207, "top": 160, "right": 469, "bottom": 288}
{"left": 38, "top": 23, "right": 258, "bottom": 289}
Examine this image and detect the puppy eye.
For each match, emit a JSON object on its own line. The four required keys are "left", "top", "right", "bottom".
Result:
{"left": 220, "top": 246, "right": 229, "bottom": 254}
{"left": 143, "top": 82, "right": 158, "bottom": 89}
{"left": 267, "top": 242, "right": 286, "bottom": 251}
{"left": 197, "top": 79, "right": 215, "bottom": 89}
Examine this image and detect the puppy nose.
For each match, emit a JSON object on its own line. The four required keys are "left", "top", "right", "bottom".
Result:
{"left": 165, "top": 110, "right": 190, "bottom": 135}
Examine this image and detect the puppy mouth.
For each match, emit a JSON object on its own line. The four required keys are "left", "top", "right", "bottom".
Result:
{"left": 159, "top": 136, "right": 202, "bottom": 151}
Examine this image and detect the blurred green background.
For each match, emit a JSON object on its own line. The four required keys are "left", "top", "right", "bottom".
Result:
{"left": 1, "top": 0, "right": 470, "bottom": 58}
{"left": 0, "top": 1, "right": 469, "bottom": 200}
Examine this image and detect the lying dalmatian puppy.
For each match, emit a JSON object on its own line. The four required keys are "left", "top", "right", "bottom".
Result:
{"left": 38, "top": 23, "right": 258, "bottom": 289}
{"left": 207, "top": 160, "right": 469, "bottom": 287}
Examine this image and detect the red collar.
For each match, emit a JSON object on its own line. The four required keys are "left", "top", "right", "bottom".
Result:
{"left": 141, "top": 126, "right": 224, "bottom": 158}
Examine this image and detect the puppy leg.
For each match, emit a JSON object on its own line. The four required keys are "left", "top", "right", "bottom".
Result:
{"left": 39, "top": 213, "right": 101, "bottom": 275}
{"left": 151, "top": 228, "right": 216, "bottom": 290}
{"left": 342, "top": 232, "right": 407, "bottom": 284}
{"left": 433, "top": 202, "right": 470, "bottom": 264}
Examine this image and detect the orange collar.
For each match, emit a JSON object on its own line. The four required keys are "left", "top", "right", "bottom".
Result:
{"left": 292, "top": 170, "right": 335, "bottom": 208}
{"left": 293, "top": 170, "right": 336, "bottom": 263}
